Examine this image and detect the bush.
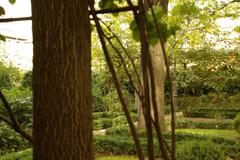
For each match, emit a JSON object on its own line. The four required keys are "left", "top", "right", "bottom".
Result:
{"left": 93, "top": 112, "right": 114, "bottom": 119}
{"left": 177, "top": 140, "right": 226, "bottom": 160}
{"left": 105, "top": 127, "right": 130, "bottom": 136}
{"left": 94, "top": 135, "right": 137, "bottom": 154}
{"left": 105, "top": 127, "right": 239, "bottom": 148}
{"left": 112, "top": 114, "right": 137, "bottom": 127}
{"left": 0, "top": 123, "right": 29, "bottom": 156}
{"left": 21, "top": 71, "right": 32, "bottom": 89}
{"left": 94, "top": 118, "right": 113, "bottom": 130}
{"left": 172, "top": 118, "right": 233, "bottom": 129}
{"left": 233, "top": 114, "right": 240, "bottom": 134}
{"left": 184, "top": 107, "right": 240, "bottom": 119}
{"left": 0, "top": 149, "right": 32, "bottom": 160}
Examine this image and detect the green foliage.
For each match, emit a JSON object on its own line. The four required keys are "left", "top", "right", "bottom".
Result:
{"left": 0, "top": 149, "right": 31, "bottom": 160}
{"left": 234, "top": 26, "right": 240, "bottom": 33}
{"left": 93, "top": 112, "right": 114, "bottom": 119}
{"left": 21, "top": 71, "right": 32, "bottom": 89}
{"left": 112, "top": 113, "right": 137, "bottom": 126}
{"left": 129, "top": 7, "right": 180, "bottom": 45}
{"left": 98, "top": 0, "right": 123, "bottom": 11}
{"left": 0, "top": 62, "right": 23, "bottom": 89}
{"left": 0, "top": 123, "right": 29, "bottom": 156}
{"left": 172, "top": 118, "right": 233, "bottom": 130}
{"left": 11, "top": 97, "right": 32, "bottom": 128}
{"left": 9, "top": 0, "right": 16, "bottom": 5}
{"left": 177, "top": 140, "right": 225, "bottom": 160}
{"left": 94, "top": 118, "right": 113, "bottom": 130}
{"left": 1, "top": 129, "right": 239, "bottom": 159}
{"left": 184, "top": 107, "right": 240, "bottom": 119}
{"left": 105, "top": 127, "right": 130, "bottom": 136}
{"left": 0, "top": 72, "right": 13, "bottom": 89}
{"left": 171, "top": 1, "right": 199, "bottom": 17}
{"left": 233, "top": 114, "right": 240, "bottom": 134}
{"left": 0, "top": 34, "right": 6, "bottom": 41}
{"left": 0, "top": 89, "right": 32, "bottom": 129}
{"left": 94, "top": 135, "right": 137, "bottom": 154}
{"left": 0, "top": 6, "right": 5, "bottom": 16}
{"left": 177, "top": 129, "right": 239, "bottom": 141}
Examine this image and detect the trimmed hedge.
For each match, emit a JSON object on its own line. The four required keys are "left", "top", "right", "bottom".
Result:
{"left": 93, "top": 112, "right": 114, "bottom": 119}
{"left": 171, "top": 118, "right": 233, "bottom": 129}
{"left": 184, "top": 107, "right": 240, "bottom": 119}
{"left": 1, "top": 132, "right": 239, "bottom": 159}
{"left": 106, "top": 127, "right": 238, "bottom": 147}
{"left": 94, "top": 118, "right": 113, "bottom": 130}
{"left": 233, "top": 114, "right": 240, "bottom": 134}
{"left": 177, "top": 140, "right": 225, "bottom": 160}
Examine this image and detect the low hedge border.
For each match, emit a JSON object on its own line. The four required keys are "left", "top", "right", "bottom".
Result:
{"left": 168, "top": 118, "right": 233, "bottom": 130}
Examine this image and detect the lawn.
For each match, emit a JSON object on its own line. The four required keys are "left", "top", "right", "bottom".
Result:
{"left": 177, "top": 129, "right": 239, "bottom": 140}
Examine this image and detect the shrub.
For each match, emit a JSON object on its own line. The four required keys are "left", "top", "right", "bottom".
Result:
{"left": 184, "top": 107, "right": 240, "bottom": 119}
{"left": 0, "top": 148, "right": 32, "bottom": 160}
{"left": 177, "top": 140, "right": 226, "bottom": 160}
{"left": 0, "top": 123, "right": 29, "bottom": 156}
{"left": 105, "top": 127, "right": 130, "bottom": 136}
{"left": 21, "top": 71, "right": 32, "bottom": 89}
{"left": 94, "top": 135, "right": 136, "bottom": 154}
{"left": 94, "top": 118, "right": 113, "bottom": 130}
{"left": 172, "top": 118, "right": 233, "bottom": 129}
{"left": 93, "top": 112, "right": 114, "bottom": 119}
{"left": 233, "top": 114, "right": 240, "bottom": 134}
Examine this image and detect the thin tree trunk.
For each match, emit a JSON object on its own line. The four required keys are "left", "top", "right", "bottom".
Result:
{"left": 31, "top": 0, "right": 93, "bottom": 160}
{"left": 149, "top": 43, "right": 166, "bottom": 132}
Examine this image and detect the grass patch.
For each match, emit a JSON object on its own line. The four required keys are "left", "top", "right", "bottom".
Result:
{"left": 177, "top": 129, "right": 239, "bottom": 140}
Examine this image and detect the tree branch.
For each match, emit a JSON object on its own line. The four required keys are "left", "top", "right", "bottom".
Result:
{"left": 0, "top": 114, "right": 13, "bottom": 126}
{"left": 0, "top": 17, "right": 31, "bottom": 23}
{"left": 93, "top": 6, "right": 139, "bottom": 14}
{"left": 0, "top": 6, "right": 139, "bottom": 23}
{"left": 100, "top": 19, "right": 142, "bottom": 90}
{"left": 89, "top": 2, "right": 144, "bottom": 160}
{"left": 0, "top": 90, "right": 32, "bottom": 143}
{"left": 103, "top": 32, "right": 142, "bottom": 98}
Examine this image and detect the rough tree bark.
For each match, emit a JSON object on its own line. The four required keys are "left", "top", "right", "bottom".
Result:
{"left": 31, "top": 0, "right": 93, "bottom": 160}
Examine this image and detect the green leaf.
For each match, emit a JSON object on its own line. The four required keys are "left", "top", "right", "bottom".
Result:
{"left": 90, "top": 23, "right": 95, "bottom": 32}
{"left": 9, "top": 0, "right": 16, "bottom": 4}
{"left": 129, "top": 20, "right": 138, "bottom": 30}
{"left": 149, "top": 37, "right": 159, "bottom": 46}
{"left": 0, "top": 6, "right": 5, "bottom": 16}
{"left": 234, "top": 26, "right": 240, "bottom": 33}
{"left": 0, "top": 34, "right": 6, "bottom": 41}
{"left": 99, "top": 0, "right": 114, "bottom": 9}
{"left": 169, "top": 25, "right": 180, "bottom": 36}
{"left": 132, "top": 30, "right": 140, "bottom": 41}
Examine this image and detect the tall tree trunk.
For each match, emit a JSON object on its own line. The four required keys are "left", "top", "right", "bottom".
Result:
{"left": 31, "top": 0, "right": 93, "bottom": 160}
{"left": 137, "top": 0, "right": 168, "bottom": 131}
{"left": 149, "top": 43, "right": 166, "bottom": 131}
